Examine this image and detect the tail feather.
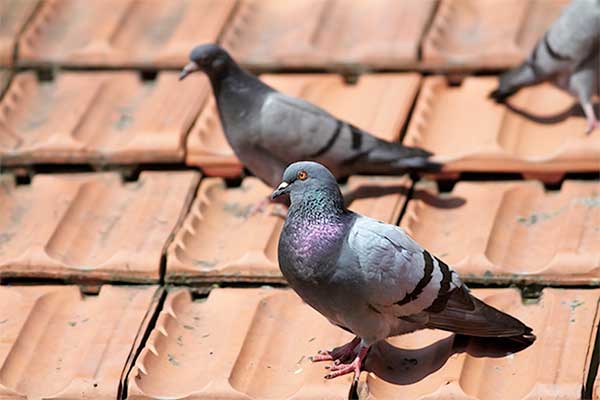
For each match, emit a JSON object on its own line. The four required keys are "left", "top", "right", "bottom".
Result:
{"left": 426, "top": 286, "right": 535, "bottom": 341}
{"left": 356, "top": 141, "right": 442, "bottom": 174}
{"left": 490, "top": 63, "right": 541, "bottom": 103}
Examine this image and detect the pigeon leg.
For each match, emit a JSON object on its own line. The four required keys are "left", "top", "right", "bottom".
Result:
{"left": 324, "top": 344, "right": 369, "bottom": 381}
{"left": 310, "top": 336, "right": 361, "bottom": 363}
{"left": 582, "top": 102, "right": 599, "bottom": 134}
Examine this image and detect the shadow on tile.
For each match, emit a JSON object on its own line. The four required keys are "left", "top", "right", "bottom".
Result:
{"left": 503, "top": 100, "right": 600, "bottom": 125}
{"left": 364, "top": 333, "right": 532, "bottom": 385}
{"left": 344, "top": 185, "right": 466, "bottom": 209}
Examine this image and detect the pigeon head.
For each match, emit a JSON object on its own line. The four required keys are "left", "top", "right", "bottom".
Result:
{"left": 272, "top": 161, "right": 344, "bottom": 208}
{"left": 180, "top": 44, "right": 233, "bottom": 81}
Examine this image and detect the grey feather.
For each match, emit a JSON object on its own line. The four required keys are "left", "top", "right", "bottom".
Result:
{"left": 490, "top": 0, "right": 600, "bottom": 131}
{"left": 276, "top": 161, "right": 535, "bottom": 347}
{"left": 181, "top": 44, "right": 440, "bottom": 188}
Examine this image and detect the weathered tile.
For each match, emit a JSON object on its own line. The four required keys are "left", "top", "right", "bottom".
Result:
{"left": 422, "top": 0, "right": 568, "bottom": 69}
{"left": 0, "top": 71, "right": 208, "bottom": 165}
{"left": 166, "top": 175, "right": 410, "bottom": 283}
{"left": 127, "top": 287, "right": 354, "bottom": 399}
{"left": 18, "top": 0, "right": 236, "bottom": 67}
{"left": 0, "top": 70, "right": 11, "bottom": 96}
{"left": 0, "top": 171, "right": 199, "bottom": 282}
{"left": 404, "top": 77, "right": 600, "bottom": 178}
{"left": 186, "top": 73, "right": 421, "bottom": 177}
{"left": 0, "top": 0, "right": 39, "bottom": 66}
{"left": 401, "top": 180, "right": 600, "bottom": 284}
{"left": 0, "top": 285, "right": 160, "bottom": 399}
{"left": 128, "top": 288, "right": 600, "bottom": 399}
{"left": 359, "top": 288, "right": 599, "bottom": 400}
{"left": 221, "top": 0, "right": 435, "bottom": 70}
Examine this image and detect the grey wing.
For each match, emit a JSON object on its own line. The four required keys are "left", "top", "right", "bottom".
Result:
{"left": 546, "top": 0, "right": 600, "bottom": 62}
{"left": 344, "top": 216, "right": 461, "bottom": 317}
{"left": 258, "top": 93, "right": 382, "bottom": 175}
{"left": 346, "top": 217, "right": 533, "bottom": 339}
{"left": 491, "top": 0, "right": 600, "bottom": 101}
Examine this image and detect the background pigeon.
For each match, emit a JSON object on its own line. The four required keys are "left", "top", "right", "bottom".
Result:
{"left": 490, "top": 0, "right": 600, "bottom": 133}
{"left": 272, "top": 161, "right": 535, "bottom": 381}
{"left": 180, "top": 44, "right": 441, "bottom": 189}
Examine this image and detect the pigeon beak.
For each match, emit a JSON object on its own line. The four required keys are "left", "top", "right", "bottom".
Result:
{"left": 271, "top": 181, "right": 290, "bottom": 200}
{"left": 179, "top": 62, "right": 200, "bottom": 80}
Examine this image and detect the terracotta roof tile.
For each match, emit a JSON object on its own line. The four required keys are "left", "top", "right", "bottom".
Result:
{"left": 0, "top": 171, "right": 199, "bottom": 282}
{"left": 405, "top": 77, "right": 600, "bottom": 178}
{"left": 127, "top": 287, "right": 354, "bottom": 399}
{"left": 128, "top": 287, "right": 599, "bottom": 399}
{"left": 0, "top": 284, "right": 160, "bottom": 399}
{"left": 221, "top": 0, "right": 435, "bottom": 70}
{"left": 422, "top": 0, "right": 568, "bottom": 70}
{"left": 186, "top": 73, "right": 421, "bottom": 176}
{"left": 17, "top": 0, "right": 237, "bottom": 67}
{"left": 401, "top": 180, "right": 600, "bottom": 284}
{"left": 0, "top": 70, "right": 11, "bottom": 96}
{"left": 0, "top": 0, "right": 39, "bottom": 66}
{"left": 360, "top": 288, "right": 599, "bottom": 399}
{"left": 166, "top": 175, "right": 409, "bottom": 283}
{"left": 0, "top": 71, "right": 209, "bottom": 165}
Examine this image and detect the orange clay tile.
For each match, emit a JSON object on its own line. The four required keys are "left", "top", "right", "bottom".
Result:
{"left": 17, "top": 0, "right": 236, "bottom": 68}
{"left": 0, "top": 0, "right": 39, "bottom": 66}
{"left": 359, "top": 288, "right": 600, "bottom": 400}
{"left": 421, "top": 0, "right": 568, "bottom": 70}
{"left": 0, "top": 70, "right": 10, "bottom": 96}
{"left": 0, "top": 71, "right": 209, "bottom": 165}
{"left": 0, "top": 284, "right": 160, "bottom": 399}
{"left": 400, "top": 180, "right": 600, "bottom": 285}
{"left": 186, "top": 73, "right": 421, "bottom": 177}
{"left": 221, "top": 0, "right": 436, "bottom": 70}
{"left": 127, "top": 287, "right": 354, "bottom": 399}
{"left": 166, "top": 175, "right": 410, "bottom": 283}
{"left": 404, "top": 77, "right": 600, "bottom": 177}
{"left": 0, "top": 171, "right": 199, "bottom": 282}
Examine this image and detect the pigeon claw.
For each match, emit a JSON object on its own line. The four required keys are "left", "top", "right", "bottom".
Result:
{"left": 310, "top": 336, "right": 361, "bottom": 364}
{"left": 324, "top": 355, "right": 363, "bottom": 381}
{"left": 323, "top": 344, "right": 369, "bottom": 382}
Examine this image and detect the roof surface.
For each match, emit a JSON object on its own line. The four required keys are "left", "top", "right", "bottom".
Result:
{"left": 0, "top": 1, "right": 598, "bottom": 399}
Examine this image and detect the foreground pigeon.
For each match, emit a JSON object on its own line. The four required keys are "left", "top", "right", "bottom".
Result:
{"left": 180, "top": 44, "right": 440, "bottom": 189}
{"left": 490, "top": 0, "right": 600, "bottom": 133}
{"left": 272, "top": 161, "right": 535, "bottom": 381}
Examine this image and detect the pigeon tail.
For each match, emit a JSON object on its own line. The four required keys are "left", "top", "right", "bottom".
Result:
{"left": 490, "top": 63, "right": 540, "bottom": 103}
{"left": 426, "top": 286, "right": 535, "bottom": 340}
{"left": 390, "top": 153, "right": 443, "bottom": 173}
{"left": 354, "top": 142, "right": 442, "bottom": 175}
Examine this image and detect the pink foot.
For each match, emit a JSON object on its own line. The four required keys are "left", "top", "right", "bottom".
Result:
{"left": 586, "top": 118, "right": 599, "bottom": 134}
{"left": 582, "top": 102, "right": 599, "bottom": 134}
{"left": 310, "top": 336, "right": 361, "bottom": 363}
{"left": 324, "top": 345, "right": 369, "bottom": 382}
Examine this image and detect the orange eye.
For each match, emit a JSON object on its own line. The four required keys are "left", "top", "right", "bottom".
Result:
{"left": 297, "top": 170, "right": 308, "bottom": 181}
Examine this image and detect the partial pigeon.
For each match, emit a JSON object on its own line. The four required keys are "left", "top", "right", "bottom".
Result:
{"left": 272, "top": 161, "right": 535, "bottom": 381}
{"left": 490, "top": 0, "right": 600, "bottom": 133}
{"left": 180, "top": 44, "right": 440, "bottom": 188}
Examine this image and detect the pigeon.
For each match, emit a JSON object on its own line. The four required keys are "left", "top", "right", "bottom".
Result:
{"left": 272, "top": 161, "right": 535, "bottom": 381}
{"left": 490, "top": 0, "right": 600, "bottom": 133}
{"left": 179, "top": 44, "right": 440, "bottom": 189}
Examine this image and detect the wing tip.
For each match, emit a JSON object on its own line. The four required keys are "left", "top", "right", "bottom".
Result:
{"left": 395, "top": 155, "right": 443, "bottom": 173}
